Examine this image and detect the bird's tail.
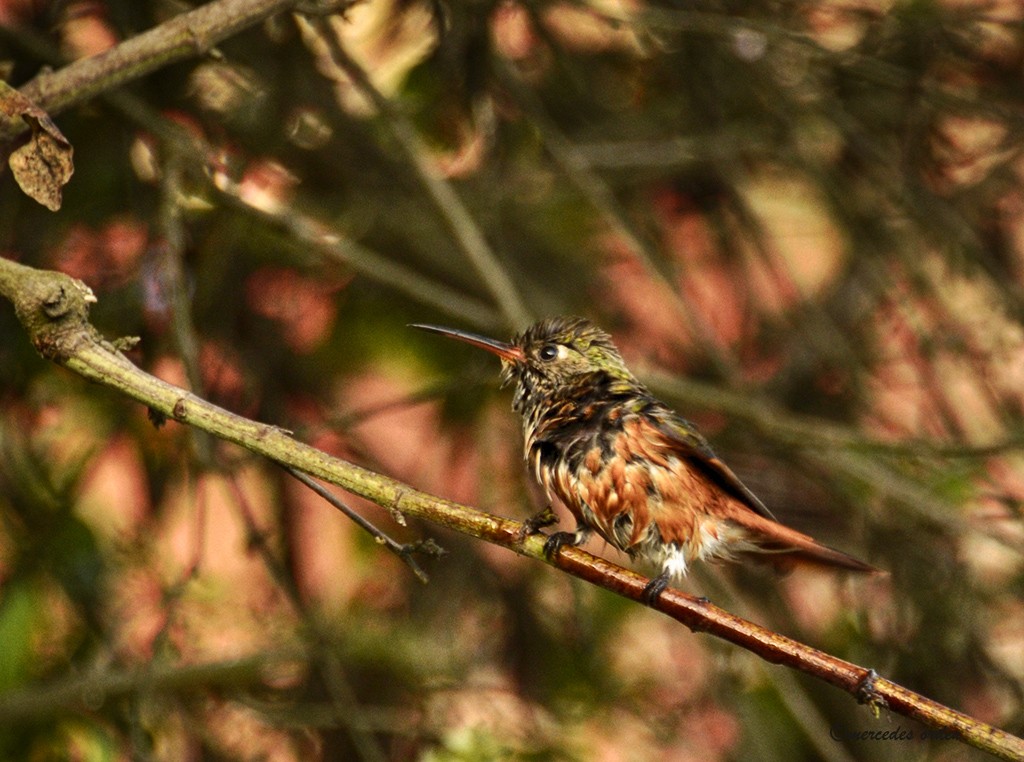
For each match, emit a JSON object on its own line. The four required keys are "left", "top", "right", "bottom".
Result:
{"left": 729, "top": 509, "right": 881, "bottom": 574}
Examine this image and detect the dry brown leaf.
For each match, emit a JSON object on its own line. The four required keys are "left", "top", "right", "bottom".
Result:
{"left": 0, "top": 81, "right": 75, "bottom": 211}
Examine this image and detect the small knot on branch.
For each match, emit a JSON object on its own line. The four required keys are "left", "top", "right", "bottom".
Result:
{"left": 856, "top": 669, "right": 889, "bottom": 716}
{"left": 0, "top": 258, "right": 98, "bottom": 362}
{"left": 394, "top": 538, "right": 448, "bottom": 584}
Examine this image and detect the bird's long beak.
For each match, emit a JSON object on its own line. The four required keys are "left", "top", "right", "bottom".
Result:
{"left": 410, "top": 323, "right": 525, "bottom": 363}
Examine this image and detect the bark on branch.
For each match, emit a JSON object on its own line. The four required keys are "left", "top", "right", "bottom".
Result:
{"left": 1, "top": 258, "right": 1022, "bottom": 762}
{"left": 0, "top": 0, "right": 308, "bottom": 144}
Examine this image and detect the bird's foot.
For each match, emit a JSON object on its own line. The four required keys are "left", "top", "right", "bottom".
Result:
{"left": 641, "top": 572, "right": 671, "bottom": 606}
{"left": 517, "top": 506, "right": 558, "bottom": 542}
{"left": 543, "top": 531, "right": 580, "bottom": 560}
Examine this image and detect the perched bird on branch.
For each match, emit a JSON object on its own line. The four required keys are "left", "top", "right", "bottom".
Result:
{"left": 414, "top": 316, "right": 878, "bottom": 602}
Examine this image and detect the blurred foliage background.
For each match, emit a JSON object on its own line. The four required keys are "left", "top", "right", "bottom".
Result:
{"left": 1, "top": 0, "right": 1023, "bottom": 759}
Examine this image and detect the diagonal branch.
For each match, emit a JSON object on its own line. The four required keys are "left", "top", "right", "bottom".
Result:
{"left": 294, "top": 13, "right": 533, "bottom": 329}
{"left": 283, "top": 465, "right": 444, "bottom": 583}
{"left": 1, "top": 258, "right": 1022, "bottom": 762}
{"left": 1, "top": 0, "right": 309, "bottom": 143}
{"left": 492, "top": 57, "right": 742, "bottom": 382}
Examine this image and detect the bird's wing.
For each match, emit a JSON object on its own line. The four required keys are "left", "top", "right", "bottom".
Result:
{"left": 649, "top": 411, "right": 778, "bottom": 521}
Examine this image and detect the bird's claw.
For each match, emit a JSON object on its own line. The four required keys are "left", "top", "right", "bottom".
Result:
{"left": 517, "top": 506, "right": 558, "bottom": 542}
{"left": 641, "top": 573, "right": 671, "bottom": 606}
{"left": 543, "top": 531, "right": 579, "bottom": 560}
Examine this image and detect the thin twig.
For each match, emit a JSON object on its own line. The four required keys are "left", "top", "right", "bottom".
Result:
{"left": 594, "top": 6, "right": 1024, "bottom": 130}
{"left": 155, "top": 151, "right": 216, "bottom": 464}
{"left": 213, "top": 187, "right": 504, "bottom": 330}
{"left": 493, "top": 57, "right": 741, "bottom": 381}
{"left": 643, "top": 368, "right": 1024, "bottom": 460}
{"left": 293, "top": 13, "right": 532, "bottom": 328}
{"left": 283, "top": 465, "right": 443, "bottom": 584}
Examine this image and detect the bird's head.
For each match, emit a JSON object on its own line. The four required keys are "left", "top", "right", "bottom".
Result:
{"left": 412, "top": 316, "right": 637, "bottom": 411}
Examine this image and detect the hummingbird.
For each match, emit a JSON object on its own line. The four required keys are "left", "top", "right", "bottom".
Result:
{"left": 412, "top": 316, "right": 877, "bottom": 602}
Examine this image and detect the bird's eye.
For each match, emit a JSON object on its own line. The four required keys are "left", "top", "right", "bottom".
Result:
{"left": 539, "top": 344, "right": 559, "bottom": 361}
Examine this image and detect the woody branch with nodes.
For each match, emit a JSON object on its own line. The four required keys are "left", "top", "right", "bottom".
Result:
{"left": 0, "top": 257, "right": 1022, "bottom": 762}
{"left": 0, "top": 0, "right": 1022, "bottom": 759}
